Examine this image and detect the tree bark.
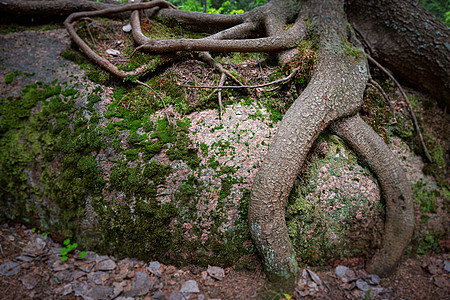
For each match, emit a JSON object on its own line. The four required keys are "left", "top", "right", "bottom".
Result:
{"left": 331, "top": 114, "right": 414, "bottom": 277}
{"left": 346, "top": 0, "right": 450, "bottom": 108}
{"left": 1, "top": 0, "right": 441, "bottom": 291}
{"left": 249, "top": 0, "right": 368, "bottom": 287}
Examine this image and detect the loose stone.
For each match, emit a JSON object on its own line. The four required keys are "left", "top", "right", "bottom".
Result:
{"left": 0, "top": 261, "right": 21, "bottom": 276}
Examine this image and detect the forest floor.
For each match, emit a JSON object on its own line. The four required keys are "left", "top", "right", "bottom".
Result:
{"left": 1, "top": 223, "right": 449, "bottom": 299}
{"left": 1, "top": 26, "right": 449, "bottom": 299}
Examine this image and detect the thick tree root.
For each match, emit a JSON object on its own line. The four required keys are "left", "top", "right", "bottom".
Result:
{"left": 249, "top": 0, "right": 369, "bottom": 288}
{"left": 331, "top": 114, "right": 414, "bottom": 277}
{"left": 10, "top": 0, "right": 424, "bottom": 290}
{"left": 64, "top": 1, "right": 177, "bottom": 78}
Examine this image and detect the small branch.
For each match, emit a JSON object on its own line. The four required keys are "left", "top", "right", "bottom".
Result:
{"left": 257, "top": 54, "right": 265, "bottom": 81}
{"left": 218, "top": 73, "right": 226, "bottom": 117}
{"left": 135, "top": 79, "right": 172, "bottom": 124}
{"left": 180, "top": 67, "right": 299, "bottom": 90}
{"left": 367, "top": 55, "right": 432, "bottom": 162}
{"left": 367, "top": 78, "right": 397, "bottom": 123}
{"left": 82, "top": 18, "right": 96, "bottom": 47}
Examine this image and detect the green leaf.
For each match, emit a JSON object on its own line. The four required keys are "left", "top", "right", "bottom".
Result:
{"left": 61, "top": 256, "right": 68, "bottom": 262}
{"left": 63, "top": 239, "right": 71, "bottom": 246}
{"left": 79, "top": 251, "right": 87, "bottom": 258}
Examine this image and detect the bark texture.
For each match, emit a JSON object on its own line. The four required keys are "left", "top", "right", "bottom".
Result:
{"left": 0, "top": 0, "right": 123, "bottom": 22}
{"left": 249, "top": 0, "right": 368, "bottom": 287}
{"left": 331, "top": 114, "right": 414, "bottom": 277}
{"left": 346, "top": 0, "right": 450, "bottom": 108}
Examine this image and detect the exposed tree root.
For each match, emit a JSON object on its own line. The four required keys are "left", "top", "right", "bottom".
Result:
{"left": 249, "top": 0, "right": 369, "bottom": 287}
{"left": 367, "top": 78, "right": 397, "bottom": 123}
{"left": 63, "top": 0, "right": 414, "bottom": 289}
{"left": 331, "top": 114, "right": 414, "bottom": 277}
{"left": 64, "top": 1, "right": 177, "bottom": 78}
{"left": 7, "top": 0, "right": 425, "bottom": 290}
{"left": 367, "top": 55, "right": 432, "bottom": 162}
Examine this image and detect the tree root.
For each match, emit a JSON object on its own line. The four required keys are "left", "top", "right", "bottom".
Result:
{"left": 331, "top": 114, "right": 414, "bottom": 277}
{"left": 31, "top": 0, "right": 417, "bottom": 289}
{"left": 64, "top": 1, "right": 177, "bottom": 78}
{"left": 249, "top": 0, "right": 369, "bottom": 287}
{"left": 367, "top": 55, "right": 432, "bottom": 162}
{"left": 367, "top": 78, "right": 397, "bottom": 123}
{"left": 179, "top": 67, "right": 299, "bottom": 89}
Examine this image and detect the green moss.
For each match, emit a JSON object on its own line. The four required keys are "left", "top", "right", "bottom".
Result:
{"left": 5, "top": 71, "right": 21, "bottom": 84}
{"left": 286, "top": 133, "right": 383, "bottom": 265}
{"left": 0, "top": 82, "right": 105, "bottom": 240}
{"left": 341, "top": 40, "right": 361, "bottom": 59}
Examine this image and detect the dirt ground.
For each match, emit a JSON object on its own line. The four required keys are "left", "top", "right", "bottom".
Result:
{"left": 1, "top": 223, "right": 449, "bottom": 299}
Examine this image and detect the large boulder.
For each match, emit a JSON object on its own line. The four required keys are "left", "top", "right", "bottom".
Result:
{"left": 1, "top": 28, "right": 446, "bottom": 268}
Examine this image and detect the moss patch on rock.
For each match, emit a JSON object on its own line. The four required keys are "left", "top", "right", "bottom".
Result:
{"left": 286, "top": 133, "right": 384, "bottom": 265}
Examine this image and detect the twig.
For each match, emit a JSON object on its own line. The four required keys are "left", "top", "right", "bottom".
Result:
{"left": 135, "top": 79, "right": 173, "bottom": 123}
{"left": 367, "top": 78, "right": 397, "bottom": 123}
{"left": 217, "top": 73, "right": 226, "bottom": 117}
{"left": 257, "top": 54, "right": 265, "bottom": 81}
{"left": 82, "top": 18, "right": 97, "bottom": 47}
{"left": 199, "top": 51, "right": 248, "bottom": 91}
{"left": 367, "top": 55, "right": 432, "bottom": 162}
{"left": 0, "top": 244, "right": 4, "bottom": 257}
{"left": 181, "top": 67, "right": 299, "bottom": 90}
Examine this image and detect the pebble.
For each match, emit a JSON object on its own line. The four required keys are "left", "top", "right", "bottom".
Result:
{"left": 207, "top": 265, "right": 225, "bottom": 280}
{"left": 180, "top": 280, "right": 200, "bottom": 293}
{"left": 19, "top": 274, "right": 39, "bottom": 289}
{"left": 87, "top": 285, "right": 114, "bottom": 300}
{"left": 335, "top": 265, "right": 349, "bottom": 279}
{"left": 0, "top": 261, "right": 21, "bottom": 276}
{"left": 122, "top": 24, "right": 132, "bottom": 33}
{"left": 124, "top": 271, "right": 153, "bottom": 297}
{"left": 152, "top": 291, "right": 166, "bottom": 300}
{"left": 444, "top": 260, "right": 450, "bottom": 273}
{"left": 366, "top": 274, "right": 381, "bottom": 285}
{"left": 168, "top": 291, "right": 189, "bottom": 300}
{"left": 307, "top": 269, "right": 322, "bottom": 285}
{"left": 148, "top": 261, "right": 162, "bottom": 276}
{"left": 73, "top": 281, "right": 89, "bottom": 297}
{"left": 16, "top": 254, "right": 35, "bottom": 262}
{"left": 356, "top": 279, "right": 371, "bottom": 292}
{"left": 96, "top": 258, "right": 117, "bottom": 271}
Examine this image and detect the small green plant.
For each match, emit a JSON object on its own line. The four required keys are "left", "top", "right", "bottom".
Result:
{"left": 60, "top": 239, "right": 86, "bottom": 261}
{"left": 31, "top": 228, "right": 49, "bottom": 238}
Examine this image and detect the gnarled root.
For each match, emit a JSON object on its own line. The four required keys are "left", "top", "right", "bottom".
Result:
{"left": 331, "top": 114, "right": 414, "bottom": 276}
{"left": 249, "top": 0, "right": 369, "bottom": 288}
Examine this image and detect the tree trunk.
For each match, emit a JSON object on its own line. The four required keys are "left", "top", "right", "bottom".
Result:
{"left": 1, "top": 0, "right": 445, "bottom": 292}
{"left": 249, "top": 0, "right": 368, "bottom": 288}
{"left": 346, "top": 0, "right": 450, "bottom": 109}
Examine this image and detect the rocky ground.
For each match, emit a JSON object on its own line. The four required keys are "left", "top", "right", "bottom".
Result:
{"left": 1, "top": 223, "right": 449, "bottom": 299}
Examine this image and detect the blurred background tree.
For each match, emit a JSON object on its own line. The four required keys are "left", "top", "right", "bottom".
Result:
{"left": 166, "top": 0, "right": 449, "bottom": 25}
{"left": 419, "top": 0, "right": 449, "bottom": 25}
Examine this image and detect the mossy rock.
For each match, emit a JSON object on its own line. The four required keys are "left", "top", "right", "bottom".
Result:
{"left": 1, "top": 26, "right": 446, "bottom": 269}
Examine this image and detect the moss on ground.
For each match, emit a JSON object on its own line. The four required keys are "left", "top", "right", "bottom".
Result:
{"left": 286, "top": 133, "right": 384, "bottom": 265}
